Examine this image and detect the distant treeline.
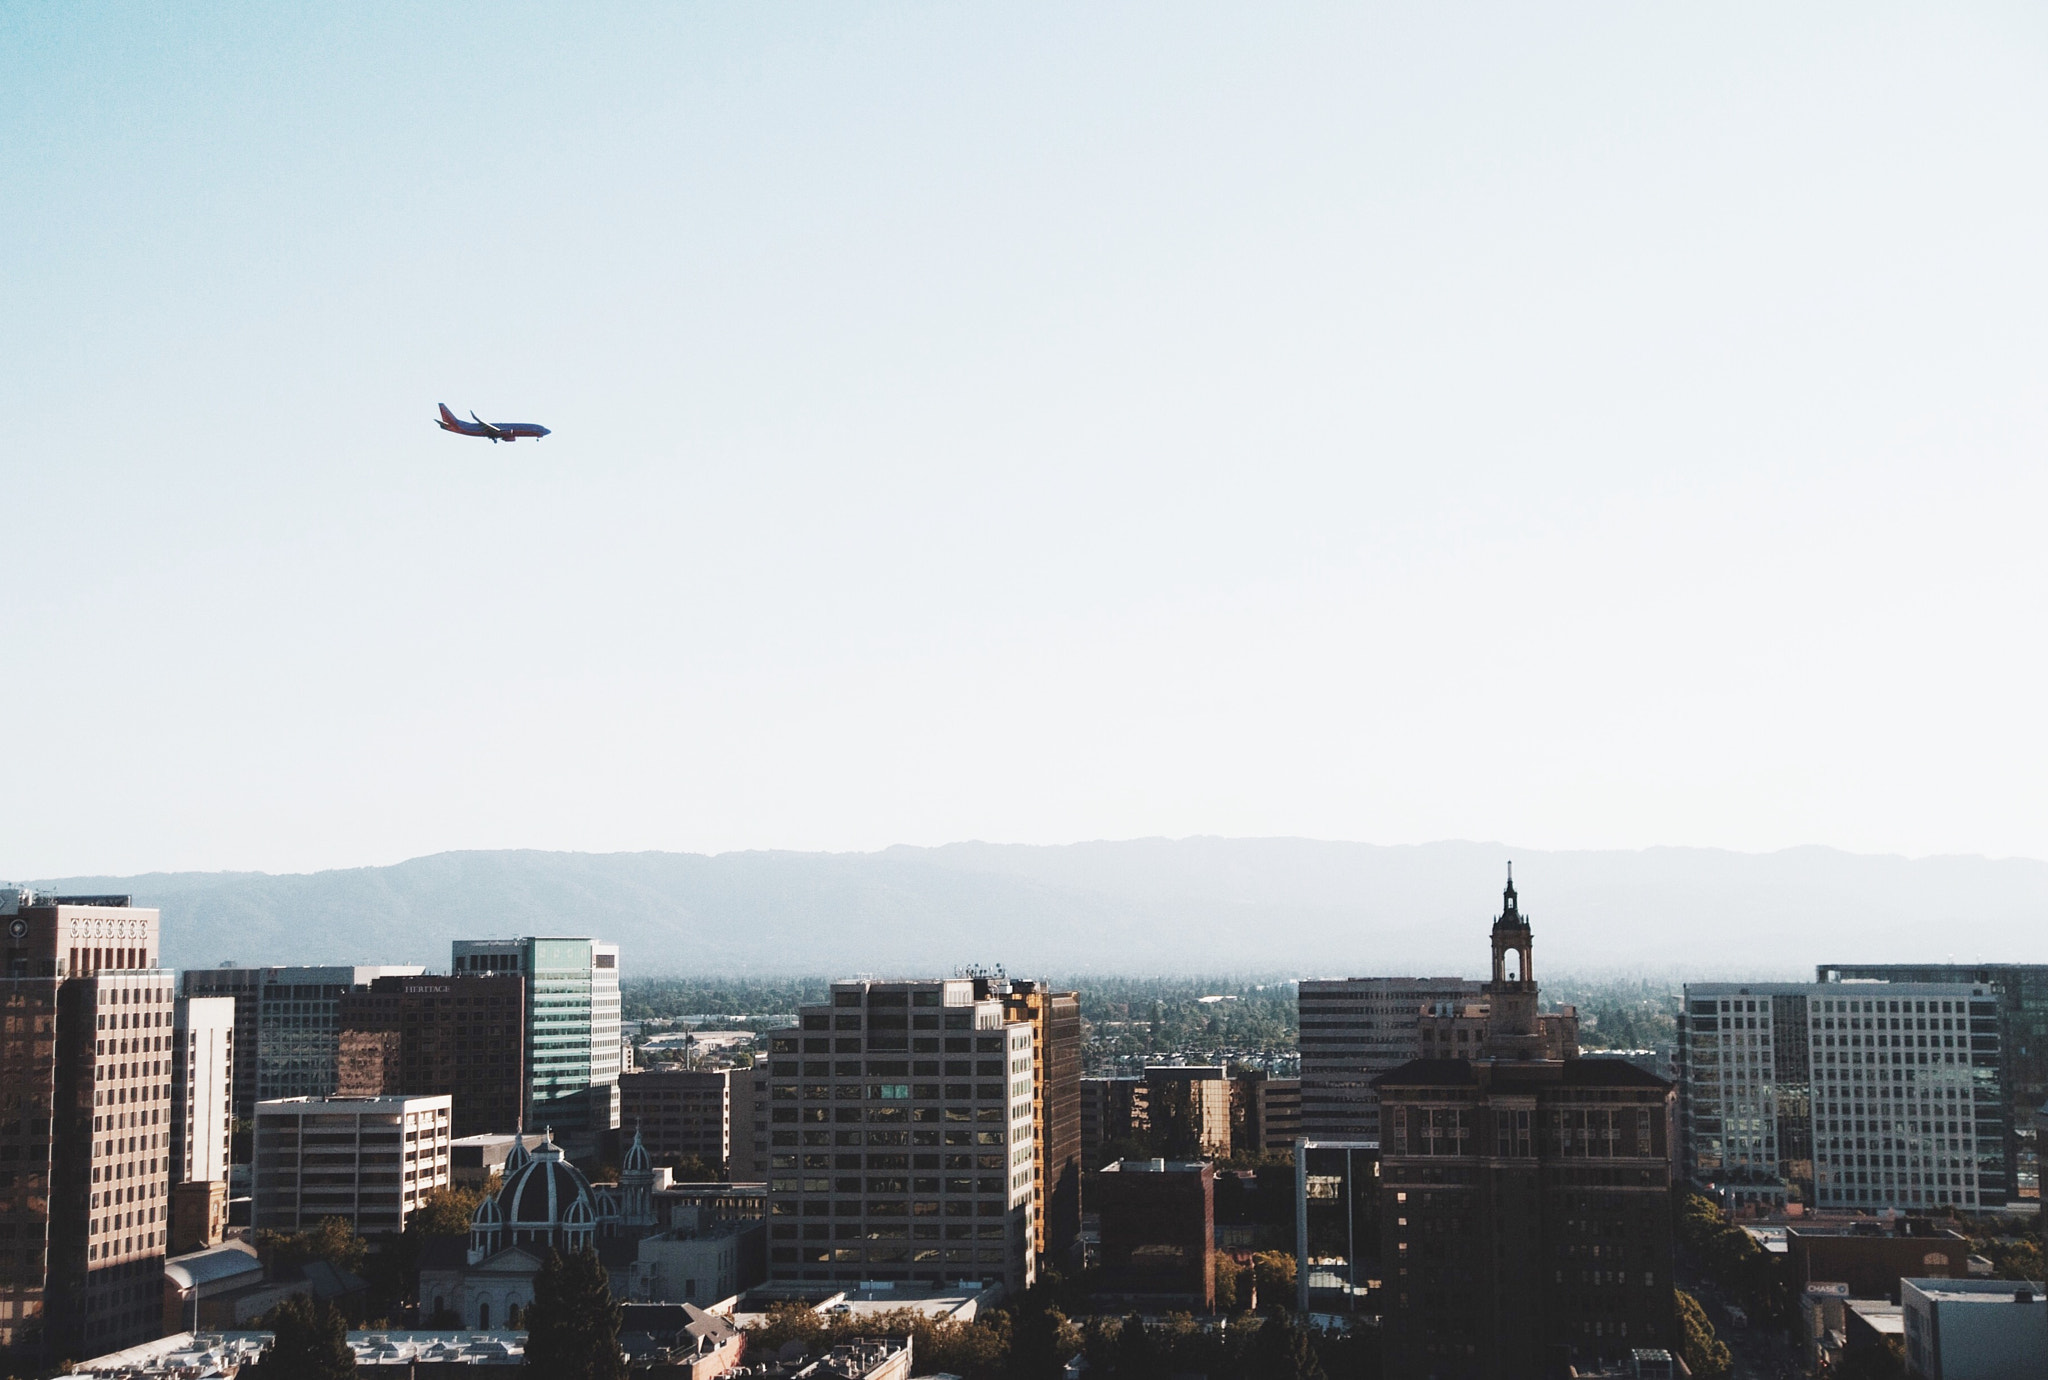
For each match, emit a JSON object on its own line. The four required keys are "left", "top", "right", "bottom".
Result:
{"left": 621, "top": 973, "right": 1680, "bottom": 1054}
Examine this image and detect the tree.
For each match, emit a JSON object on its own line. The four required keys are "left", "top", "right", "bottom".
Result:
{"left": 258, "top": 1215, "right": 367, "bottom": 1277}
{"left": 254, "top": 1293, "right": 355, "bottom": 1380}
{"left": 1251, "top": 1251, "right": 1297, "bottom": 1312}
{"left": 412, "top": 1181, "right": 492, "bottom": 1236}
{"left": 1246, "top": 1314, "right": 1325, "bottom": 1380}
{"left": 1006, "top": 1291, "right": 1072, "bottom": 1380}
{"left": 1110, "top": 1312, "right": 1157, "bottom": 1380}
{"left": 523, "top": 1247, "right": 626, "bottom": 1380}
{"left": 1673, "top": 1290, "right": 1729, "bottom": 1379}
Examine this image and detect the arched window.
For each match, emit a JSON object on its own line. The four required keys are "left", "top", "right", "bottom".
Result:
{"left": 508, "top": 1302, "right": 522, "bottom": 1327}
{"left": 478, "top": 1300, "right": 491, "bottom": 1329}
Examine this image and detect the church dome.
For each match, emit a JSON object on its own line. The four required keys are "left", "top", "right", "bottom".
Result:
{"left": 491, "top": 1129, "right": 598, "bottom": 1251}
{"left": 503, "top": 1132, "right": 533, "bottom": 1176}
{"left": 622, "top": 1126, "right": 651, "bottom": 1176}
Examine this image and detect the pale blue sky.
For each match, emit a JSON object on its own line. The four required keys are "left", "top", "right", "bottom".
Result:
{"left": 5, "top": 5, "right": 2047, "bottom": 875}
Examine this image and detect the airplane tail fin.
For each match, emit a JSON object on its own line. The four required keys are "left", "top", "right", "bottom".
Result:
{"left": 438, "top": 403, "right": 459, "bottom": 425}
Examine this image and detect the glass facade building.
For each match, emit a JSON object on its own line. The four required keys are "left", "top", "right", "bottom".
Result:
{"left": 1677, "top": 981, "right": 2006, "bottom": 1211}
{"left": 450, "top": 937, "right": 621, "bottom": 1136}
{"left": 1817, "top": 963, "right": 2047, "bottom": 1204}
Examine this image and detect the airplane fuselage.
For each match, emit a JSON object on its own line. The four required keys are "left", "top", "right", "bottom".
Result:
{"left": 436, "top": 404, "right": 550, "bottom": 441}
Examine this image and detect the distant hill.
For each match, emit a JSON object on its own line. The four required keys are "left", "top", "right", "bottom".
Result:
{"left": 30, "top": 839, "right": 2048, "bottom": 978}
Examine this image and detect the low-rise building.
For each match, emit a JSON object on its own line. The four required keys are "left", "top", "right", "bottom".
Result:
{"left": 629, "top": 1219, "right": 767, "bottom": 1305}
{"left": 252, "top": 1094, "right": 452, "bottom": 1234}
{"left": 1783, "top": 1220, "right": 1972, "bottom": 1301}
{"left": 618, "top": 1302, "right": 747, "bottom": 1380}
{"left": 451, "top": 1132, "right": 525, "bottom": 1189}
{"left": 1900, "top": 1277, "right": 2045, "bottom": 1379}
{"left": 1093, "top": 1158, "right": 1215, "bottom": 1312}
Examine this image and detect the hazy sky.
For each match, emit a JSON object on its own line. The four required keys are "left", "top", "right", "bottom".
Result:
{"left": 5, "top": 5, "right": 2047, "bottom": 877}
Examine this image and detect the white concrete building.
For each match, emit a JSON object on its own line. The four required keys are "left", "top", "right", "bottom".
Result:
{"left": 171, "top": 996, "right": 236, "bottom": 1187}
{"left": 252, "top": 1095, "right": 451, "bottom": 1234}
{"left": 1900, "top": 1277, "right": 2045, "bottom": 1379}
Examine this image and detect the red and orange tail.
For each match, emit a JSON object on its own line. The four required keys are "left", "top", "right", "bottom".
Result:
{"left": 438, "top": 403, "right": 459, "bottom": 426}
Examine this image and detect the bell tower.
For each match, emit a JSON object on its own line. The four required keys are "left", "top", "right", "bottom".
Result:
{"left": 1483, "top": 862, "right": 1543, "bottom": 1055}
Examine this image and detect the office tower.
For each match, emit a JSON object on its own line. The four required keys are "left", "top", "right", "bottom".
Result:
{"left": 1376, "top": 872, "right": 1677, "bottom": 1378}
{"left": 1676, "top": 980, "right": 2006, "bottom": 1212}
{"left": 169, "top": 996, "right": 234, "bottom": 1187}
{"left": 334, "top": 973, "right": 526, "bottom": 1139}
{"left": 996, "top": 979, "right": 1082, "bottom": 1265}
{"left": 619, "top": 1069, "right": 733, "bottom": 1169}
{"left": 0, "top": 890, "right": 173, "bottom": 1364}
{"left": 1232, "top": 1072, "right": 1302, "bottom": 1155}
{"left": 251, "top": 1094, "right": 452, "bottom": 1234}
{"left": 1140, "top": 1066, "right": 1233, "bottom": 1157}
{"left": 1299, "top": 974, "right": 1483, "bottom": 1141}
{"left": 178, "top": 963, "right": 426, "bottom": 1119}
{"left": 1079, "top": 1076, "right": 1144, "bottom": 1162}
{"left": 1816, "top": 963, "right": 2046, "bottom": 1205}
{"left": 762, "top": 978, "right": 1036, "bottom": 1294}
{"left": 450, "top": 937, "right": 621, "bottom": 1136}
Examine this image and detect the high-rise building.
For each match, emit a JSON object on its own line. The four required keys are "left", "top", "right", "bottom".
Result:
{"left": 0, "top": 889, "right": 174, "bottom": 1365}
{"left": 997, "top": 979, "right": 1082, "bottom": 1266}
{"left": 450, "top": 937, "right": 620, "bottom": 1136}
{"left": 1299, "top": 975, "right": 1483, "bottom": 1141}
{"left": 252, "top": 1094, "right": 452, "bottom": 1234}
{"left": 762, "top": 978, "right": 1036, "bottom": 1294}
{"left": 1815, "top": 963, "right": 2046, "bottom": 1205}
{"left": 334, "top": 973, "right": 526, "bottom": 1139}
{"left": 1676, "top": 980, "right": 2007, "bottom": 1212}
{"left": 1375, "top": 871, "right": 1678, "bottom": 1378}
{"left": 169, "top": 996, "right": 234, "bottom": 1187}
{"left": 178, "top": 964, "right": 425, "bottom": 1120}
{"left": 619, "top": 1069, "right": 734, "bottom": 1169}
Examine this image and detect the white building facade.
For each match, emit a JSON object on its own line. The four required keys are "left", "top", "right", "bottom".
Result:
{"left": 171, "top": 996, "right": 236, "bottom": 1186}
{"left": 1677, "top": 981, "right": 2005, "bottom": 1212}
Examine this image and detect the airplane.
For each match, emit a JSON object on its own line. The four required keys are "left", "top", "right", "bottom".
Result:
{"left": 435, "top": 403, "right": 551, "bottom": 442}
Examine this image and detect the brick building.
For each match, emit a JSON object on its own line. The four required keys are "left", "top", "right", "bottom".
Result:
{"left": 619, "top": 1069, "right": 734, "bottom": 1170}
{"left": 335, "top": 974, "right": 525, "bottom": 1140}
{"left": 1374, "top": 870, "right": 1677, "bottom": 1378}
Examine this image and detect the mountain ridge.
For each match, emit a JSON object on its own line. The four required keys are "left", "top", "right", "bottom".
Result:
{"left": 26, "top": 838, "right": 2048, "bottom": 977}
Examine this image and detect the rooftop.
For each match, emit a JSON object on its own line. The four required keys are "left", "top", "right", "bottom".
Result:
{"left": 1904, "top": 1277, "right": 2044, "bottom": 1305}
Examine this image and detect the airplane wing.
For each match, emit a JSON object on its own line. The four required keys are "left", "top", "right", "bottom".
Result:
{"left": 470, "top": 410, "right": 506, "bottom": 437}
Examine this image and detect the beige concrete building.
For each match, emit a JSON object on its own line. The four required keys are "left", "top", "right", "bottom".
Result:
{"left": 252, "top": 1094, "right": 452, "bottom": 1234}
